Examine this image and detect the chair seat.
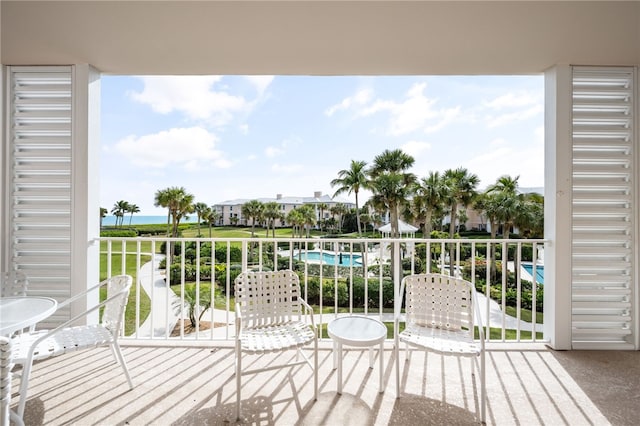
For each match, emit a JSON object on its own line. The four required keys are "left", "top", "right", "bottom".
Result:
{"left": 11, "top": 325, "right": 114, "bottom": 363}
{"left": 399, "top": 324, "right": 480, "bottom": 357}
{"left": 239, "top": 320, "right": 315, "bottom": 354}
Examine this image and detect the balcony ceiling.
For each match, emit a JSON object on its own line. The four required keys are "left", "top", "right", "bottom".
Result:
{"left": 2, "top": 1, "right": 639, "bottom": 75}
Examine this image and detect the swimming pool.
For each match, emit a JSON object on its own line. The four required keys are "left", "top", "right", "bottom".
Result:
{"left": 522, "top": 263, "right": 544, "bottom": 284}
{"left": 296, "top": 251, "right": 363, "bottom": 267}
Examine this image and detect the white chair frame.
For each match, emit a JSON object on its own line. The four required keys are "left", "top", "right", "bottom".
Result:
{"left": 394, "top": 273, "right": 486, "bottom": 424}
{"left": 10, "top": 275, "right": 134, "bottom": 418}
{"left": 234, "top": 270, "right": 318, "bottom": 421}
{"left": 1, "top": 336, "right": 24, "bottom": 426}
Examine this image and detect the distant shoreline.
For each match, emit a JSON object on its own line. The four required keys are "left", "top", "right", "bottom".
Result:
{"left": 101, "top": 215, "right": 198, "bottom": 226}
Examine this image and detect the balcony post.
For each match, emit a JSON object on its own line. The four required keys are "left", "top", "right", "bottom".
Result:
{"left": 544, "top": 65, "right": 573, "bottom": 350}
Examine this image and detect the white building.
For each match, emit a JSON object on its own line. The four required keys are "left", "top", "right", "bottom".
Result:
{"left": 214, "top": 191, "right": 355, "bottom": 227}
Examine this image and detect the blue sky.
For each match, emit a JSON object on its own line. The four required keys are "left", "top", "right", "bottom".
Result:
{"left": 101, "top": 75, "right": 544, "bottom": 215}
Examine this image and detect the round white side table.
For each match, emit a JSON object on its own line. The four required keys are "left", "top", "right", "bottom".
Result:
{"left": 327, "top": 315, "right": 387, "bottom": 394}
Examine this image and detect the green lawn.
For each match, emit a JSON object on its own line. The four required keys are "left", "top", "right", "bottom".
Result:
{"left": 505, "top": 306, "right": 544, "bottom": 324}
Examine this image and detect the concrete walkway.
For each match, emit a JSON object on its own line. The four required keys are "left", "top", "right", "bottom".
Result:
{"left": 136, "top": 254, "right": 180, "bottom": 337}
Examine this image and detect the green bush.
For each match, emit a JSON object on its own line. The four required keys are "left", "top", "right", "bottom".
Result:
{"left": 304, "top": 276, "right": 348, "bottom": 306}
{"left": 100, "top": 229, "right": 138, "bottom": 237}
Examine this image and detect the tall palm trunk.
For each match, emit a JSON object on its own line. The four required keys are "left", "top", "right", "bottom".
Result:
{"left": 355, "top": 192, "right": 362, "bottom": 236}
{"left": 448, "top": 205, "right": 457, "bottom": 276}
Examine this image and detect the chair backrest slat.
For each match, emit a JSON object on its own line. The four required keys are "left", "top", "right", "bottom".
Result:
{"left": 403, "top": 273, "right": 473, "bottom": 333}
{"left": 101, "top": 275, "right": 133, "bottom": 333}
{"left": 235, "top": 270, "right": 302, "bottom": 327}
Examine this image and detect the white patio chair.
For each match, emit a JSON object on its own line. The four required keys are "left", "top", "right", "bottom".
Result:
{"left": 1, "top": 336, "right": 24, "bottom": 426}
{"left": 10, "top": 275, "right": 134, "bottom": 418}
{"left": 234, "top": 270, "right": 318, "bottom": 421}
{"left": 394, "top": 273, "right": 486, "bottom": 424}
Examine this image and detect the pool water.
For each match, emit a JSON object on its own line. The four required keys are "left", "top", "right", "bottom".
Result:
{"left": 297, "top": 251, "right": 363, "bottom": 267}
{"left": 522, "top": 263, "right": 544, "bottom": 284}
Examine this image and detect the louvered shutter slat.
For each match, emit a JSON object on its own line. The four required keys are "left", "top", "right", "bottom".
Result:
{"left": 8, "top": 67, "right": 73, "bottom": 300}
{"left": 571, "top": 66, "right": 635, "bottom": 349}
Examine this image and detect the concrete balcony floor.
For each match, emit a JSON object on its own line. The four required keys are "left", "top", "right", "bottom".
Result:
{"left": 13, "top": 342, "right": 639, "bottom": 425}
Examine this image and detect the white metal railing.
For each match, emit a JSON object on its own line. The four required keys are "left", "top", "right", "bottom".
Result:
{"left": 98, "top": 236, "right": 547, "bottom": 344}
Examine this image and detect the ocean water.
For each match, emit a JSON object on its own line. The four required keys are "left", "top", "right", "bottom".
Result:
{"left": 101, "top": 215, "right": 198, "bottom": 226}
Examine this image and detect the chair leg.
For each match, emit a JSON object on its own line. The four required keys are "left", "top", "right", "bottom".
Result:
{"left": 10, "top": 409, "right": 25, "bottom": 426}
{"left": 313, "top": 335, "right": 318, "bottom": 401}
{"left": 394, "top": 334, "right": 400, "bottom": 398}
{"left": 480, "top": 351, "right": 486, "bottom": 424}
{"left": 16, "top": 357, "right": 34, "bottom": 418}
{"left": 235, "top": 339, "right": 242, "bottom": 421}
{"left": 111, "top": 342, "right": 134, "bottom": 389}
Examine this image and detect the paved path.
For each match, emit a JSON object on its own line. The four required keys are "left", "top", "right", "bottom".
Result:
{"left": 136, "top": 254, "right": 180, "bottom": 338}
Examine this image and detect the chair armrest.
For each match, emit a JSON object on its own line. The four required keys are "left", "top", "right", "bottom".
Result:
{"left": 55, "top": 277, "right": 122, "bottom": 310}
{"left": 299, "top": 299, "right": 316, "bottom": 329}
{"left": 235, "top": 302, "right": 242, "bottom": 337}
{"left": 21, "top": 286, "right": 130, "bottom": 358}
{"left": 471, "top": 287, "right": 486, "bottom": 349}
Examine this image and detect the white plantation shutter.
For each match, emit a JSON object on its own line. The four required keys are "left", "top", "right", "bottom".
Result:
{"left": 571, "top": 67, "right": 636, "bottom": 349}
{"left": 7, "top": 67, "right": 73, "bottom": 320}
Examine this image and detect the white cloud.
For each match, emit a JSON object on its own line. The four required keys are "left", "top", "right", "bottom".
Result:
{"left": 482, "top": 90, "right": 544, "bottom": 128}
{"left": 265, "top": 146, "right": 284, "bottom": 158}
{"left": 352, "top": 83, "right": 461, "bottom": 136}
{"left": 484, "top": 91, "right": 541, "bottom": 110}
{"left": 245, "top": 76, "right": 274, "bottom": 96}
{"left": 462, "top": 135, "right": 544, "bottom": 189}
{"left": 265, "top": 135, "right": 302, "bottom": 158}
{"left": 401, "top": 140, "right": 432, "bottom": 158}
{"left": 325, "top": 89, "right": 373, "bottom": 116}
{"left": 485, "top": 105, "right": 544, "bottom": 128}
{"left": 128, "top": 76, "right": 248, "bottom": 126}
{"left": 115, "top": 127, "right": 231, "bottom": 170}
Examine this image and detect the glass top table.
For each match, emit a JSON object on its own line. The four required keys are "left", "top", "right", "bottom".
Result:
{"left": 0, "top": 296, "right": 58, "bottom": 336}
{"left": 327, "top": 315, "right": 387, "bottom": 394}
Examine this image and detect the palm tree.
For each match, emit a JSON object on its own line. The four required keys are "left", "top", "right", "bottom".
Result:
{"left": 474, "top": 191, "right": 502, "bottom": 282}
{"left": 329, "top": 205, "right": 341, "bottom": 233}
{"left": 172, "top": 285, "right": 213, "bottom": 329}
{"left": 331, "top": 160, "right": 369, "bottom": 236}
{"left": 286, "top": 208, "right": 304, "bottom": 238}
{"left": 316, "top": 202, "right": 328, "bottom": 232}
{"left": 333, "top": 203, "right": 349, "bottom": 233}
{"left": 299, "top": 204, "right": 317, "bottom": 238}
{"left": 515, "top": 193, "right": 544, "bottom": 238}
{"left": 442, "top": 168, "right": 479, "bottom": 274}
{"left": 443, "top": 168, "right": 480, "bottom": 238}
{"left": 411, "top": 171, "right": 446, "bottom": 237}
{"left": 204, "top": 207, "right": 218, "bottom": 238}
{"left": 242, "top": 200, "right": 264, "bottom": 238}
{"left": 154, "top": 188, "right": 173, "bottom": 236}
{"left": 100, "top": 207, "right": 108, "bottom": 228}
{"left": 111, "top": 200, "right": 130, "bottom": 227}
{"left": 163, "top": 187, "right": 194, "bottom": 239}
{"left": 262, "top": 201, "right": 281, "bottom": 238}
{"left": 486, "top": 175, "right": 521, "bottom": 240}
{"left": 127, "top": 203, "right": 140, "bottom": 226}
{"left": 368, "top": 149, "right": 416, "bottom": 239}
{"left": 193, "top": 202, "right": 209, "bottom": 236}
